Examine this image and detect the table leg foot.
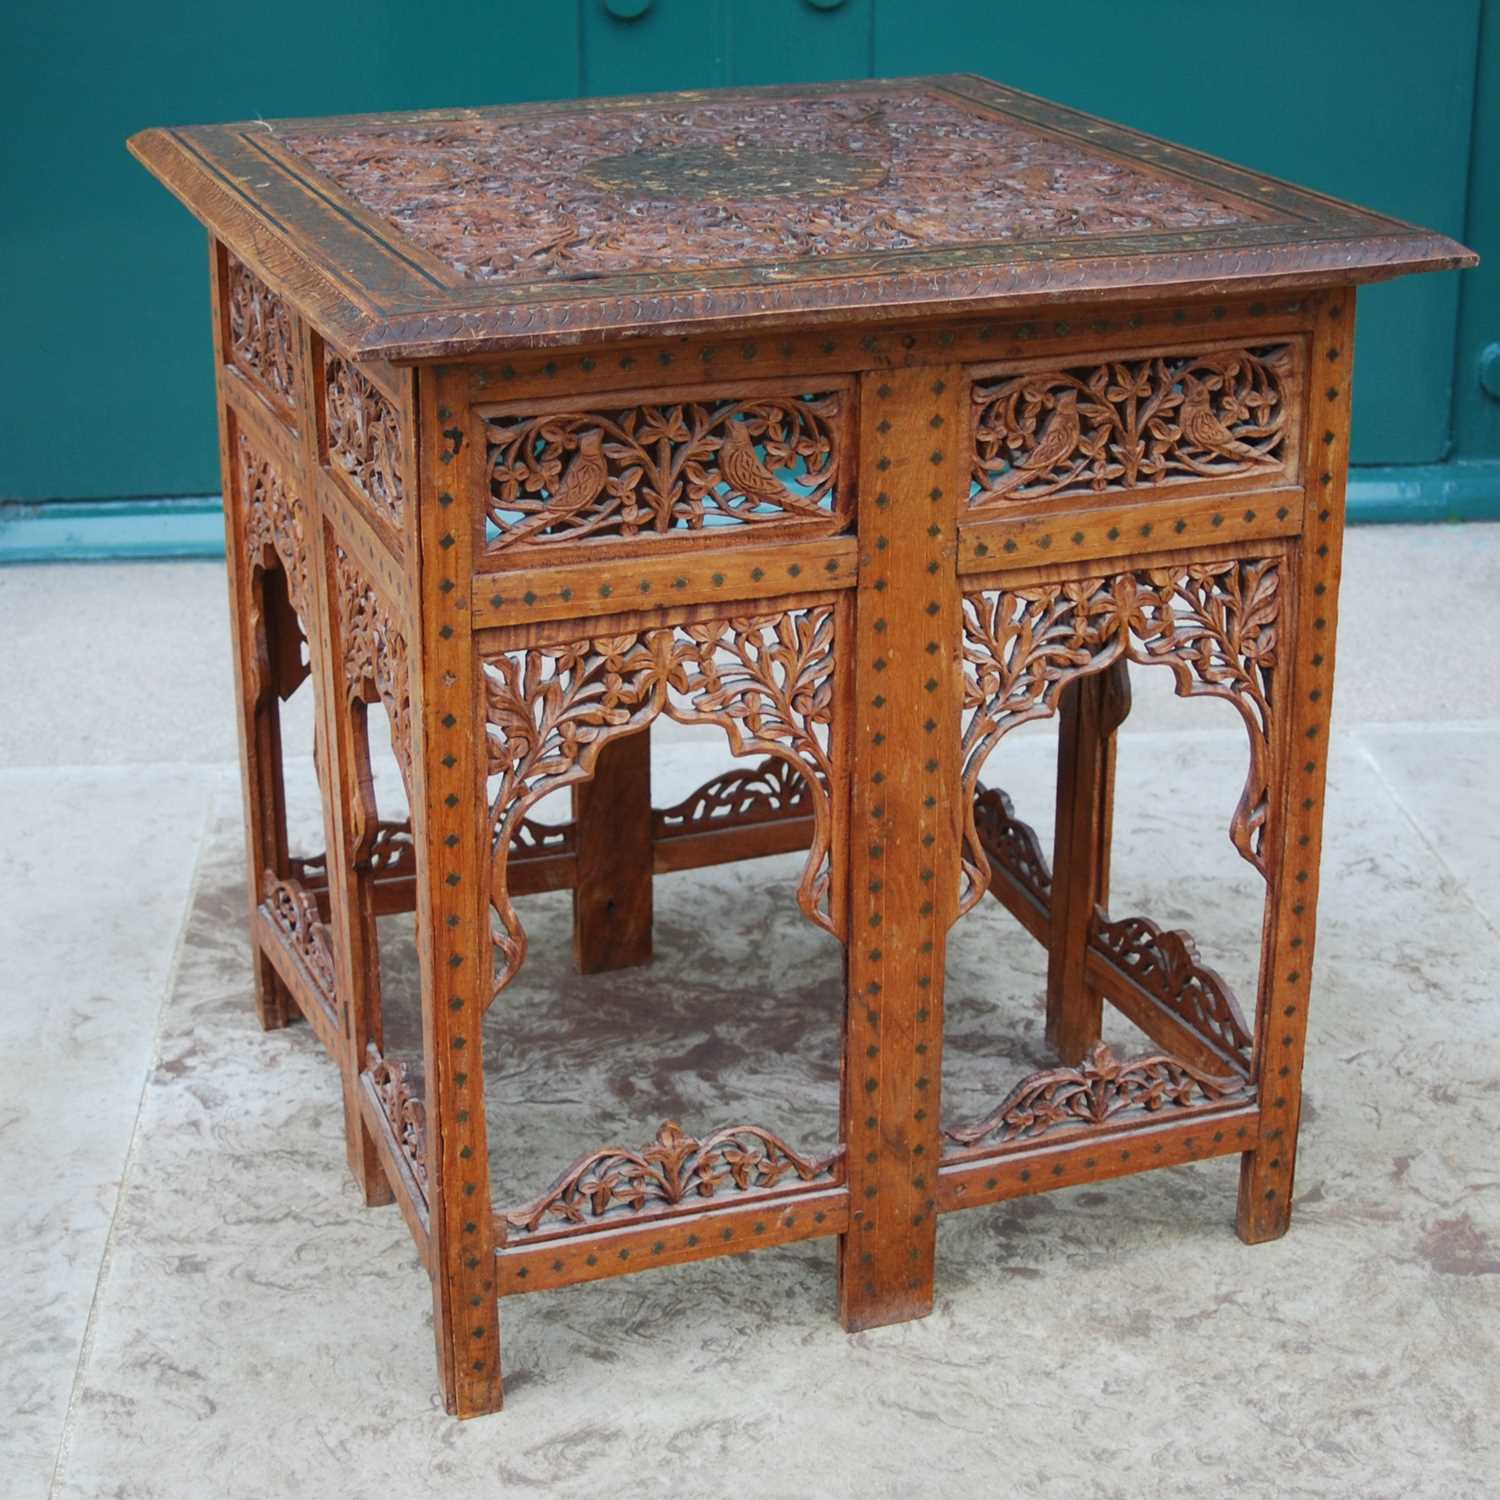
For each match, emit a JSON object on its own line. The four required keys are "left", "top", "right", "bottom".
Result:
{"left": 1235, "top": 1130, "right": 1299, "bottom": 1244}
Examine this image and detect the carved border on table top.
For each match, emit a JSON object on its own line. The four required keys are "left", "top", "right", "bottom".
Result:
{"left": 335, "top": 547, "right": 414, "bottom": 801}
{"left": 502, "top": 1119, "right": 843, "bottom": 1239}
{"left": 959, "top": 557, "right": 1280, "bottom": 916}
{"left": 225, "top": 253, "right": 300, "bottom": 421}
{"left": 943, "top": 1041, "right": 1250, "bottom": 1151}
{"left": 482, "top": 606, "right": 840, "bottom": 1003}
{"left": 480, "top": 384, "right": 851, "bottom": 558}
{"left": 324, "top": 353, "right": 406, "bottom": 531}
{"left": 970, "top": 344, "right": 1295, "bottom": 508}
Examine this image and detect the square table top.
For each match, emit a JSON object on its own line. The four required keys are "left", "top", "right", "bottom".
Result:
{"left": 130, "top": 75, "right": 1473, "bottom": 361}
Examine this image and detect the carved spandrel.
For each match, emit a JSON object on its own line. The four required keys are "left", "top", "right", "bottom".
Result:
{"left": 240, "top": 432, "right": 313, "bottom": 626}
{"left": 335, "top": 548, "right": 414, "bottom": 802}
{"left": 970, "top": 345, "right": 1294, "bottom": 506}
{"left": 482, "top": 388, "right": 849, "bottom": 555}
{"left": 225, "top": 254, "right": 299, "bottom": 419}
{"left": 482, "top": 608, "right": 839, "bottom": 1000}
{"left": 959, "top": 559, "right": 1280, "bottom": 914}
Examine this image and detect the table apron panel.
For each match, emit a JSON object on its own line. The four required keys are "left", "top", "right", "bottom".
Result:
{"left": 959, "top": 485, "right": 1303, "bottom": 574}
{"left": 470, "top": 536, "right": 857, "bottom": 629}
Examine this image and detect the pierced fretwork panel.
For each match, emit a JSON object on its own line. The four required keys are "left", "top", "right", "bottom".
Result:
{"left": 959, "top": 558, "right": 1281, "bottom": 916}
{"left": 480, "top": 381, "right": 851, "bottom": 557}
{"left": 970, "top": 344, "right": 1295, "bottom": 507}
{"left": 225, "top": 253, "right": 300, "bottom": 423}
{"left": 324, "top": 354, "right": 406, "bottom": 531}
{"left": 481, "top": 605, "right": 841, "bottom": 1002}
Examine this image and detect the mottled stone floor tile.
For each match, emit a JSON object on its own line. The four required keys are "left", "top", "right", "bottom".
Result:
{"left": 0, "top": 765, "right": 217, "bottom": 1499}
{"left": 1354, "top": 721, "right": 1500, "bottom": 937}
{"left": 49, "top": 736, "right": 1500, "bottom": 1499}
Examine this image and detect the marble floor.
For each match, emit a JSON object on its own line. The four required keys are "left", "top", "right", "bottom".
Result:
{"left": 2, "top": 525, "right": 1497, "bottom": 1499}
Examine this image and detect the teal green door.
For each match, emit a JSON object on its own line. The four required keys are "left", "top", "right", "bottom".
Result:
{"left": 2, "top": 0, "right": 1494, "bottom": 528}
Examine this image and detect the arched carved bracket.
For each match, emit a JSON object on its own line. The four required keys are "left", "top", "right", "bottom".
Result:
{"left": 943, "top": 1041, "right": 1249, "bottom": 1150}
{"left": 481, "top": 606, "right": 838, "bottom": 1005}
{"left": 260, "top": 871, "right": 337, "bottom": 1005}
{"left": 655, "top": 754, "right": 812, "bottom": 836}
{"left": 365, "top": 1043, "right": 427, "bottom": 1195}
{"left": 1089, "top": 907, "right": 1254, "bottom": 1072}
{"left": 502, "top": 1118, "right": 842, "bottom": 1239}
{"left": 334, "top": 548, "right": 414, "bottom": 825}
{"left": 958, "top": 557, "right": 1280, "bottom": 917}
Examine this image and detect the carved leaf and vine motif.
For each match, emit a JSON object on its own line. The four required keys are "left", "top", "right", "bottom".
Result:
{"left": 281, "top": 93, "right": 1250, "bottom": 287}
{"left": 971, "top": 346, "right": 1292, "bottom": 505}
{"left": 225, "top": 254, "right": 299, "bottom": 418}
{"left": 1090, "top": 908, "right": 1254, "bottom": 1073}
{"left": 240, "top": 432, "right": 314, "bottom": 626}
{"left": 482, "top": 390, "right": 847, "bottom": 554}
{"left": 482, "top": 607, "right": 837, "bottom": 999}
{"left": 972, "top": 785, "right": 1052, "bottom": 908}
{"left": 503, "top": 1119, "right": 842, "bottom": 1238}
{"left": 259, "top": 871, "right": 336, "bottom": 1006}
{"left": 943, "top": 1041, "right": 1249, "bottom": 1150}
{"left": 335, "top": 548, "right": 414, "bottom": 801}
{"left": 655, "top": 755, "right": 813, "bottom": 837}
{"left": 325, "top": 354, "right": 406, "bottom": 529}
{"left": 366, "top": 1044, "right": 427, "bottom": 1194}
{"left": 959, "top": 558, "right": 1279, "bottom": 914}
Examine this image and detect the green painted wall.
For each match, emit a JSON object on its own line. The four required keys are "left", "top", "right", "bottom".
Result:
{"left": 2, "top": 0, "right": 1494, "bottom": 510}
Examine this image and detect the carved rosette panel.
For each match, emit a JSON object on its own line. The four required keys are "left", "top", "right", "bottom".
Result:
{"left": 481, "top": 388, "right": 848, "bottom": 555}
{"left": 325, "top": 354, "right": 406, "bottom": 530}
{"left": 972, "top": 785, "right": 1052, "bottom": 908}
{"left": 335, "top": 549, "right": 413, "bottom": 801}
{"left": 971, "top": 345, "right": 1292, "bottom": 506}
{"left": 482, "top": 607, "right": 837, "bottom": 999}
{"left": 1090, "top": 908, "right": 1254, "bottom": 1072}
{"left": 225, "top": 254, "right": 300, "bottom": 419}
{"left": 503, "top": 1119, "right": 842, "bottom": 1239}
{"left": 655, "top": 755, "right": 813, "bottom": 837}
{"left": 366, "top": 1044, "right": 427, "bottom": 1194}
{"left": 959, "top": 558, "right": 1279, "bottom": 913}
{"left": 259, "top": 872, "right": 337, "bottom": 1008}
{"left": 240, "top": 432, "right": 314, "bottom": 626}
{"left": 944, "top": 1041, "right": 1249, "bottom": 1151}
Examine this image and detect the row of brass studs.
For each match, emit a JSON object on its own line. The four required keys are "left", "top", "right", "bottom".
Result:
{"left": 472, "top": 296, "right": 1313, "bottom": 391}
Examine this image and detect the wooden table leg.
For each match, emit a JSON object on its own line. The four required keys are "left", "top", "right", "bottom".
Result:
{"left": 210, "top": 246, "right": 291, "bottom": 1034}
{"left": 1046, "top": 659, "right": 1131, "bottom": 1063}
{"left": 411, "top": 367, "right": 503, "bottom": 1418}
{"left": 572, "top": 727, "right": 653, "bottom": 974}
{"left": 838, "top": 364, "right": 965, "bottom": 1331}
{"left": 1238, "top": 288, "right": 1353, "bottom": 1244}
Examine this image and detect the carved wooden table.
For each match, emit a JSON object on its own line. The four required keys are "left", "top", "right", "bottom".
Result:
{"left": 131, "top": 77, "right": 1473, "bottom": 1418}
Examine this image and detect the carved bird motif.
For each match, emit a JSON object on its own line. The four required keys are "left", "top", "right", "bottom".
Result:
{"left": 547, "top": 429, "right": 609, "bottom": 517}
{"left": 1179, "top": 373, "right": 1263, "bottom": 462}
{"left": 719, "top": 420, "right": 788, "bottom": 504}
{"left": 1016, "top": 387, "right": 1080, "bottom": 476}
